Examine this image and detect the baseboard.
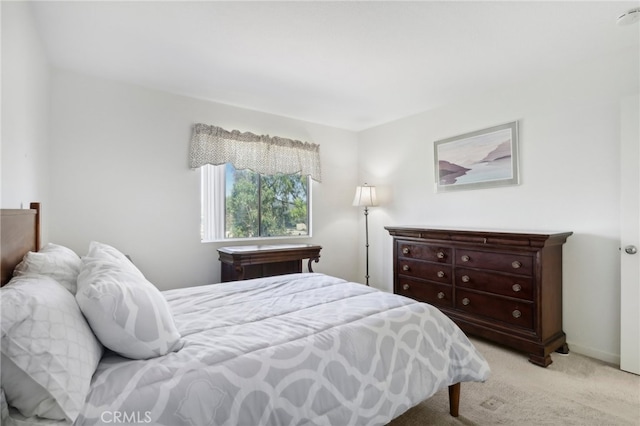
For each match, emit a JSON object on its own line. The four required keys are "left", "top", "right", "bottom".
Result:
{"left": 566, "top": 341, "right": 620, "bottom": 366}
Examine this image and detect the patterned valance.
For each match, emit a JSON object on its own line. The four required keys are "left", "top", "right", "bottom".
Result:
{"left": 189, "top": 123, "right": 322, "bottom": 182}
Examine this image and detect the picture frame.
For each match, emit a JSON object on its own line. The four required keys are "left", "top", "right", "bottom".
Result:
{"left": 434, "top": 121, "right": 519, "bottom": 193}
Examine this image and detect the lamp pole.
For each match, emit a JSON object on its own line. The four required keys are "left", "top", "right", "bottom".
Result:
{"left": 364, "top": 205, "right": 370, "bottom": 286}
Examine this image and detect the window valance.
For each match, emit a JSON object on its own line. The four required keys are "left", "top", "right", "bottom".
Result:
{"left": 189, "top": 123, "right": 322, "bottom": 182}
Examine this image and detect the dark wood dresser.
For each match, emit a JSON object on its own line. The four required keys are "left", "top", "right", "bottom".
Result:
{"left": 385, "top": 226, "right": 572, "bottom": 367}
{"left": 218, "top": 244, "right": 321, "bottom": 282}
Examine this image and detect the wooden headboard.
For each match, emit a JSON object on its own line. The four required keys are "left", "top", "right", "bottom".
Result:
{"left": 1, "top": 202, "right": 41, "bottom": 286}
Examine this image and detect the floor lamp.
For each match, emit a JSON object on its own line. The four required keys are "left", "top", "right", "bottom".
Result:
{"left": 353, "top": 183, "right": 378, "bottom": 286}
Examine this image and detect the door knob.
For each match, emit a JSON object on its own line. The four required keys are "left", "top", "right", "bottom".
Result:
{"left": 625, "top": 245, "right": 638, "bottom": 255}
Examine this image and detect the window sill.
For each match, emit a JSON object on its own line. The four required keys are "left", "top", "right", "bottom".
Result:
{"left": 201, "top": 234, "right": 312, "bottom": 244}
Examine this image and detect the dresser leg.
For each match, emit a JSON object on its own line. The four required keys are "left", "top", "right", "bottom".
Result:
{"left": 555, "top": 343, "right": 570, "bottom": 354}
{"left": 529, "top": 341, "right": 569, "bottom": 366}
{"left": 528, "top": 353, "right": 552, "bottom": 367}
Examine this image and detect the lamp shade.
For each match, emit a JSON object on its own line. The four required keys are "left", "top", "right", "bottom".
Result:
{"left": 353, "top": 185, "right": 378, "bottom": 207}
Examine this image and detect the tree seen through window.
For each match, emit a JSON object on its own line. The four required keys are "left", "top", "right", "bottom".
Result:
{"left": 225, "top": 163, "right": 309, "bottom": 238}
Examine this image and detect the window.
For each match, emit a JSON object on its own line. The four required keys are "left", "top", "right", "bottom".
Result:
{"left": 201, "top": 164, "right": 311, "bottom": 241}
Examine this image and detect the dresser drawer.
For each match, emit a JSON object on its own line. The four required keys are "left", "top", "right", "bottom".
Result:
{"left": 396, "top": 277, "right": 453, "bottom": 309}
{"left": 456, "top": 290, "right": 534, "bottom": 329}
{"left": 397, "top": 242, "right": 451, "bottom": 263}
{"left": 456, "top": 249, "right": 533, "bottom": 276}
{"left": 455, "top": 268, "right": 533, "bottom": 300}
{"left": 397, "top": 259, "right": 452, "bottom": 284}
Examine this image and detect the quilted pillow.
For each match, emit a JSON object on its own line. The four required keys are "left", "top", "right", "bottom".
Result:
{"left": 14, "top": 243, "right": 82, "bottom": 294}
{"left": 0, "top": 275, "right": 103, "bottom": 422}
{"left": 76, "top": 242, "right": 182, "bottom": 360}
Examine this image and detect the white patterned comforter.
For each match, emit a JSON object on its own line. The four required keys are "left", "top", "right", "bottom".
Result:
{"left": 74, "top": 273, "right": 489, "bottom": 426}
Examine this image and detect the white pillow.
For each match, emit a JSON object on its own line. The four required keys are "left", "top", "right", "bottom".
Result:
{"left": 76, "top": 242, "right": 182, "bottom": 360}
{"left": 14, "top": 243, "right": 82, "bottom": 294}
{"left": 0, "top": 275, "right": 103, "bottom": 422}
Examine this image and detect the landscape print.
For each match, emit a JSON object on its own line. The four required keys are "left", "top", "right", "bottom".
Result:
{"left": 434, "top": 122, "right": 519, "bottom": 192}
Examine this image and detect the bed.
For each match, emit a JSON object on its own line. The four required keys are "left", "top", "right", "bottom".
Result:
{"left": 1, "top": 204, "right": 490, "bottom": 425}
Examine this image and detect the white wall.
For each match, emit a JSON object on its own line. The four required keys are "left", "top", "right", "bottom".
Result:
{"left": 357, "top": 47, "right": 640, "bottom": 364}
{"left": 48, "top": 69, "right": 360, "bottom": 290}
{"left": 1, "top": 1, "right": 51, "bottom": 241}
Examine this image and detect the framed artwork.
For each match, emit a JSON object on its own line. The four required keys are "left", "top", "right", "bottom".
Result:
{"left": 434, "top": 121, "right": 519, "bottom": 193}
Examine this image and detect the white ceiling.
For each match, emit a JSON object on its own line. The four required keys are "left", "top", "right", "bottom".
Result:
{"left": 29, "top": 1, "right": 640, "bottom": 131}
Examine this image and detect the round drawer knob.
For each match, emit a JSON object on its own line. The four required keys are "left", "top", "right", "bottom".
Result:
{"left": 461, "top": 275, "right": 470, "bottom": 283}
{"left": 462, "top": 297, "right": 470, "bottom": 306}
{"left": 402, "top": 283, "right": 410, "bottom": 291}
{"left": 437, "top": 271, "right": 445, "bottom": 278}
{"left": 512, "top": 283, "right": 522, "bottom": 292}
{"left": 461, "top": 255, "right": 470, "bottom": 262}
{"left": 512, "top": 309, "right": 522, "bottom": 318}
{"left": 512, "top": 261, "right": 522, "bottom": 269}
{"left": 437, "top": 292, "right": 445, "bottom": 299}
{"left": 402, "top": 264, "right": 410, "bottom": 271}
{"left": 437, "top": 251, "right": 445, "bottom": 259}
{"left": 402, "top": 247, "right": 410, "bottom": 255}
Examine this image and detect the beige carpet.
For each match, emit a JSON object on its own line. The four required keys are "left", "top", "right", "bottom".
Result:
{"left": 389, "top": 337, "right": 640, "bottom": 426}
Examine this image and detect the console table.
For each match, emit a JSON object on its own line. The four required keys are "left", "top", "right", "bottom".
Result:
{"left": 218, "top": 244, "right": 322, "bottom": 282}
